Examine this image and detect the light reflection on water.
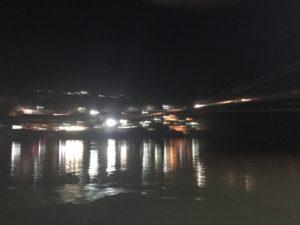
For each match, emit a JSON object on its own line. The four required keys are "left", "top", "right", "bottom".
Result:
{"left": 106, "top": 139, "right": 116, "bottom": 175}
{"left": 4, "top": 138, "right": 300, "bottom": 210}
{"left": 59, "top": 140, "right": 84, "bottom": 177}
{"left": 7, "top": 138, "right": 206, "bottom": 204}
{"left": 11, "top": 142, "right": 21, "bottom": 177}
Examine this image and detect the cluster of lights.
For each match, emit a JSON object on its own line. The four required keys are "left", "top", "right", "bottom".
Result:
{"left": 162, "top": 105, "right": 171, "bottom": 110}
{"left": 59, "top": 125, "right": 87, "bottom": 131}
{"left": 66, "top": 91, "right": 89, "bottom": 96}
{"left": 139, "top": 120, "right": 151, "bottom": 127}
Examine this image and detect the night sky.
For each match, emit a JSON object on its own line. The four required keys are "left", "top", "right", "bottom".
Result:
{"left": 1, "top": 0, "right": 300, "bottom": 101}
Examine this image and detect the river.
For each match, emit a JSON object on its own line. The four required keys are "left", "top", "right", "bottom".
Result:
{"left": 1, "top": 134, "right": 300, "bottom": 224}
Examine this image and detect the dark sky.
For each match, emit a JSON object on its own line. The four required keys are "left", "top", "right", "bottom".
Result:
{"left": 1, "top": 0, "right": 300, "bottom": 101}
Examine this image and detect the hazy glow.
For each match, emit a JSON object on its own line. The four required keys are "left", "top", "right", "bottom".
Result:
{"left": 106, "top": 139, "right": 116, "bottom": 174}
{"left": 89, "top": 109, "right": 99, "bottom": 115}
{"left": 59, "top": 140, "right": 84, "bottom": 175}
{"left": 119, "top": 119, "right": 128, "bottom": 126}
{"left": 106, "top": 118, "right": 117, "bottom": 127}
{"left": 244, "top": 174, "right": 256, "bottom": 192}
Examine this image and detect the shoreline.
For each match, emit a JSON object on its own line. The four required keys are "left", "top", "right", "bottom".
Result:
{"left": 1, "top": 129, "right": 203, "bottom": 141}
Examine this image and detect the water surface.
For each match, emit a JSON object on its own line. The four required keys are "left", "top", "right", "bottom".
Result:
{"left": 1, "top": 137, "right": 300, "bottom": 224}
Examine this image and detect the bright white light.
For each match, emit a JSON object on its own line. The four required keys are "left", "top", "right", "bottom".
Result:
{"left": 59, "top": 125, "right": 87, "bottom": 131}
{"left": 142, "top": 111, "right": 148, "bottom": 114}
{"left": 194, "top": 104, "right": 206, "bottom": 109}
{"left": 240, "top": 98, "right": 253, "bottom": 102}
{"left": 89, "top": 110, "right": 99, "bottom": 116}
{"left": 12, "top": 125, "right": 23, "bottom": 130}
{"left": 106, "top": 118, "right": 117, "bottom": 127}
{"left": 23, "top": 109, "right": 34, "bottom": 114}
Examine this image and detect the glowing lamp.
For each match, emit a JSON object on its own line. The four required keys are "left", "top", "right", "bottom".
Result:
{"left": 106, "top": 118, "right": 117, "bottom": 127}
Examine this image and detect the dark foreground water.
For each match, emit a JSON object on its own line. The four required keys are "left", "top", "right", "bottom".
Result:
{"left": 1, "top": 135, "right": 300, "bottom": 225}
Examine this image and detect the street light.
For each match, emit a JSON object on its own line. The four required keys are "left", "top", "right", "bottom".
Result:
{"left": 105, "top": 118, "right": 117, "bottom": 127}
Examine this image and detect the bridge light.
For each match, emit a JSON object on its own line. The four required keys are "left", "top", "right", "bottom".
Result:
{"left": 194, "top": 104, "right": 206, "bottom": 109}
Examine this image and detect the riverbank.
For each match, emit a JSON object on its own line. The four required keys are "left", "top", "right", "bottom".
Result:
{"left": 4, "top": 128, "right": 194, "bottom": 141}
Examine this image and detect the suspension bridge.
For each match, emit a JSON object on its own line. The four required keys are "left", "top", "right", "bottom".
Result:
{"left": 193, "top": 60, "right": 300, "bottom": 112}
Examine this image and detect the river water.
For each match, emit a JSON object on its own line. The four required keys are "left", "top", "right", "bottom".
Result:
{"left": 1, "top": 135, "right": 300, "bottom": 224}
